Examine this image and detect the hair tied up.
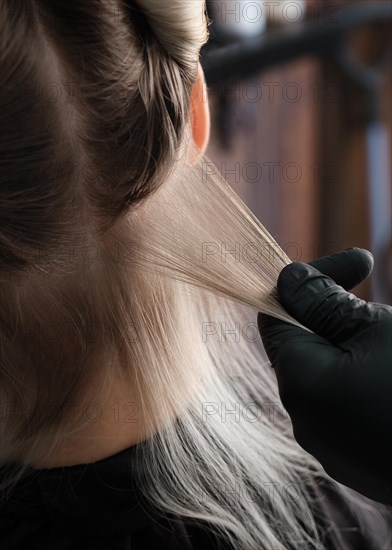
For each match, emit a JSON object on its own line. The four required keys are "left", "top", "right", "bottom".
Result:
{"left": 130, "top": 0, "right": 209, "bottom": 67}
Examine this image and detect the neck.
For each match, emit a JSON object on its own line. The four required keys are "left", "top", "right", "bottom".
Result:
{"left": 29, "top": 382, "right": 150, "bottom": 468}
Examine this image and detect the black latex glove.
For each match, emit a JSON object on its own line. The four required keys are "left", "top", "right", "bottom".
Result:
{"left": 257, "top": 248, "right": 392, "bottom": 505}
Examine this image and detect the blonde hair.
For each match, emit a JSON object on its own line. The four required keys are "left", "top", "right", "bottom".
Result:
{"left": 0, "top": 1, "right": 390, "bottom": 548}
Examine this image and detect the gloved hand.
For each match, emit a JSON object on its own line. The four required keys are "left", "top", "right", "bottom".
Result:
{"left": 257, "top": 248, "right": 392, "bottom": 505}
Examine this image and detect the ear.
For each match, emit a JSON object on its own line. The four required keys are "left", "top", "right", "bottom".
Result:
{"left": 188, "top": 61, "right": 210, "bottom": 164}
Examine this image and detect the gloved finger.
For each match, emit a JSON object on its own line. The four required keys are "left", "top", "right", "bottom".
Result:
{"left": 258, "top": 248, "right": 373, "bottom": 356}
{"left": 308, "top": 247, "right": 373, "bottom": 291}
{"left": 257, "top": 311, "right": 341, "bottom": 374}
{"left": 276, "top": 263, "right": 371, "bottom": 344}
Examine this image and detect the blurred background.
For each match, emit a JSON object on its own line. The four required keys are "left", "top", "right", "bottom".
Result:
{"left": 201, "top": 0, "right": 392, "bottom": 303}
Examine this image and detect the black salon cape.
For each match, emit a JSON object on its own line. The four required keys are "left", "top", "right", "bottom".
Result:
{"left": 0, "top": 442, "right": 387, "bottom": 550}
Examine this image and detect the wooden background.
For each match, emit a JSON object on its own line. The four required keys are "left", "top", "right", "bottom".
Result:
{"left": 206, "top": 0, "right": 392, "bottom": 301}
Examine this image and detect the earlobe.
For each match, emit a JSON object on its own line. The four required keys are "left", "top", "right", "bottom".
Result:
{"left": 188, "top": 61, "right": 210, "bottom": 165}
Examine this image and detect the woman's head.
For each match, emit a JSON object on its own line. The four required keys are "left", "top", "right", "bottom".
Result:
{"left": 0, "top": 0, "right": 209, "bottom": 270}
{"left": 0, "top": 0, "right": 210, "bottom": 464}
